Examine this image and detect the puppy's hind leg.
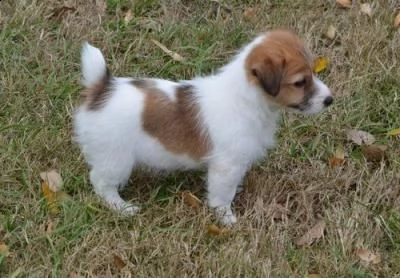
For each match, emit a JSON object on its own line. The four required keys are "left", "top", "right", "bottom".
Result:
{"left": 89, "top": 157, "right": 139, "bottom": 216}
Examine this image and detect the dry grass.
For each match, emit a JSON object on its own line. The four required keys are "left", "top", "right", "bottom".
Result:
{"left": 1, "top": 0, "right": 400, "bottom": 277}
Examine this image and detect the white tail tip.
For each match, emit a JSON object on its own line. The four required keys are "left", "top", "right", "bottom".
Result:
{"left": 81, "top": 42, "right": 108, "bottom": 88}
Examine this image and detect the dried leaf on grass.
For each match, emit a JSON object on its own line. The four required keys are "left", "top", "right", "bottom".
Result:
{"left": 41, "top": 181, "right": 60, "bottom": 215}
{"left": 182, "top": 191, "right": 202, "bottom": 210}
{"left": 46, "top": 4, "right": 76, "bottom": 20}
{"left": 328, "top": 145, "right": 345, "bottom": 167}
{"left": 69, "top": 272, "right": 82, "bottom": 278}
{"left": 206, "top": 224, "right": 228, "bottom": 236}
{"left": 124, "top": 10, "right": 133, "bottom": 25}
{"left": 336, "top": 0, "right": 352, "bottom": 8}
{"left": 243, "top": 7, "right": 257, "bottom": 21}
{"left": 113, "top": 254, "right": 127, "bottom": 271}
{"left": 0, "top": 242, "right": 10, "bottom": 257}
{"left": 360, "top": 3, "right": 372, "bottom": 17}
{"left": 345, "top": 129, "right": 375, "bottom": 145}
{"left": 387, "top": 128, "right": 400, "bottom": 136}
{"left": 295, "top": 220, "right": 325, "bottom": 246}
{"left": 151, "top": 39, "right": 186, "bottom": 62}
{"left": 40, "top": 170, "right": 70, "bottom": 215}
{"left": 326, "top": 25, "right": 337, "bottom": 40}
{"left": 355, "top": 248, "right": 381, "bottom": 265}
{"left": 313, "top": 57, "right": 328, "bottom": 74}
{"left": 308, "top": 275, "right": 321, "bottom": 278}
{"left": 267, "top": 203, "right": 289, "bottom": 221}
{"left": 361, "top": 144, "right": 387, "bottom": 162}
{"left": 40, "top": 170, "right": 63, "bottom": 192}
{"left": 395, "top": 13, "right": 400, "bottom": 28}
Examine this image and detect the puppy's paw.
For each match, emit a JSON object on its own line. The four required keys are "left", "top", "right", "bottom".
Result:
{"left": 119, "top": 204, "right": 141, "bottom": 216}
{"left": 215, "top": 205, "right": 237, "bottom": 226}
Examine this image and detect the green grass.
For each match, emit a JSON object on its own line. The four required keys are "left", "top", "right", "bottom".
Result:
{"left": 1, "top": 0, "right": 400, "bottom": 277}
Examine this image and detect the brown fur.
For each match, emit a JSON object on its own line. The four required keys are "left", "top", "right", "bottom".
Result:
{"left": 245, "top": 29, "right": 315, "bottom": 109}
{"left": 140, "top": 83, "right": 210, "bottom": 160}
{"left": 81, "top": 69, "right": 111, "bottom": 110}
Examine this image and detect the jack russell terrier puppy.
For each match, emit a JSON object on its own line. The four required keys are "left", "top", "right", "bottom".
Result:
{"left": 74, "top": 29, "right": 333, "bottom": 225}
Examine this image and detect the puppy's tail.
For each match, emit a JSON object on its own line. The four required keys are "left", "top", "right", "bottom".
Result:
{"left": 81, "top": 42, "right": 109, "bottom": 88}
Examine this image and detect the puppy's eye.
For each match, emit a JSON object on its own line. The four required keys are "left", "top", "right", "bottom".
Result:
{"left": 294, "top": 78, "right": 306, "bottom": 88}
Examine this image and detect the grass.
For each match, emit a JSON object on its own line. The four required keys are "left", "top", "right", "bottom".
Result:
{"left": 1, "top": 0, "right": 400, "bottom": 276}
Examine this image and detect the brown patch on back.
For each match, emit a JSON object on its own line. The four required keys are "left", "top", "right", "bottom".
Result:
{"left": 245, "top": 29, "right": 315, "bottom": 108}
{"left": 81, "top": 68, "right": 111, "bottom": 110}
{"left": 141, "top": 84, "right": 210, "bottom": 160}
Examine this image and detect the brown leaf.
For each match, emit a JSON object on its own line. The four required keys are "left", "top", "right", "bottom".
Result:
{"left": 69, "top": 272, "right": 82, "bottom": 278}
{"left": 345, "top": 129, "right": 375, "bottom": 145}
{"left": 395, "top": 13, "right": 400, "bottom": 28}
{"left": 124, "top": 9, "right": 133, "bottom": 25}
{"left": 361, "top": 144, "right": 387, "bottom": 162}
{"left": 336, "top": 0, "right": 352, "bottom": 8}
{"left": 360, "top": 3, "right": 372, "bottom": 17}
{"left": 328, "top": 145, "right": 345, "bottom": 168}
{"left": 206, "top": 224, "right": 227, "bottom": 236}
{"left": 113, "top": 254, "right": 127, "bottom": 271}
{"left": 41, "top": 181, "right": 60, "bottom": 215}
{"left": 267, "top": 203, "right": 289, "bottom": 221}
{"left": 308, "top": 275, "right": 321, "bottom": 278}
{"left": 0, "top": 242, "right": 10, "bottom": 257}
{"left": 387, "top": 128, "right": 400, "bottom": 136}
{"left": 326, "top": 25, "right": 337, "bottom": 40}
{"left": 295, "top": 220, "right": 325, "bottom": 246}
{"left": 46, "top": 4, "right": 76, "bottom": 20}
{"left": 356, "top": 248, "right": 381, "bottom": 265}
{"left": 151, "top": 39, "right": 186, "bottom": 62}
{"left": 243, "top": 7, "right": 257, "bottom": 21}
{"left": 40, "top": 169, "right": 63, "bottom": 192}
{"left": 182, "top": 191, "right": 202, "bottom": 210}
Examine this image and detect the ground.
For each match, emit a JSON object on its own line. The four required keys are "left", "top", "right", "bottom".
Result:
{"left": 1, "top": 0, "right": 400, "bottom": 277}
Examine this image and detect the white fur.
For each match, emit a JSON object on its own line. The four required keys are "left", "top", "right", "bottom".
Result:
{"left": 74, "top": 33, "right": 332, "bottom": 225}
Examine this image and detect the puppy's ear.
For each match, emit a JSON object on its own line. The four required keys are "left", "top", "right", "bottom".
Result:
{"left": 251, "top": 57, "right": 285, "bottom": 96}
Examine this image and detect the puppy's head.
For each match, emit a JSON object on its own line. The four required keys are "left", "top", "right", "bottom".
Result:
{"left": 245, "top": 29, "right": 333, "bottom": 115}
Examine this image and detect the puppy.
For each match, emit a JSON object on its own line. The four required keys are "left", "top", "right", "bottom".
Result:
{"left": 74, "top": 29, "right": 333, "bottom": 225}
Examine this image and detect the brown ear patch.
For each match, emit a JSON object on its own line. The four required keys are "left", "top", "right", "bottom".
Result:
{"left": 250, "top": 56, "right": 285, "bottom": 96}
{"left": 81, "top": 68, "right": 111, "bottom": 110}
{"left": 141, "top": 84, "right": 210, "bottom": 160}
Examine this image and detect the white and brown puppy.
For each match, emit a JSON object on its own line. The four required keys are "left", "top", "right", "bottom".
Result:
{"left": 74, "top": 29, "right": 333, "bottom": 225}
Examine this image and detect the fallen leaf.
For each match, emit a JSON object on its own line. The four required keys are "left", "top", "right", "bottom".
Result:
{"left": 41, "top": 181, "right": 60, "bottom": 215}
{"left": 387, "top": 128, "right": 400, "bottom": 136}
{"left": 336, "top": 0, "right": 352, "bottom": 8}
{"left": 113, "top": 254, "right": 127, "bottom": 271}
{"left": 0, "top": 242, "right": 10, "bottom": 257}
{"left": 326, "top": 25, "right": 337, "bottom": 40}
{"left": 395, "top": 13, "right": 400, "bottom": 28}
{"left": 45, "top": 4, "right": 76, "bottom": 20}
{"left": 356, "top": 248, "right": 381, "bottom": 264}
{"left": 182, "top": 191, "right": 202, "bottom": 210}
{"left": 267, "top": 203, "right": 289, "bottom": 221}
{"left": 345, "top": 129, "right": 375, "bottom": 145}
{"left": 243, "top": 7, "right": 257, "bottom": 21}
{"left": 308, "top": 275, "right": 321, "bottom": 278}
{"left": 124, "top": 9, "right": 133, "bottom": 25}
{"left": 313, "top": 57, "right": 329, "bottom": 74}
{"left": 69, "top": 272, "right": 82, "bottom": 278}
{"left": 40, "top": 169, "right": 63, "bottom": 192}
{"left": 151, "top": 39, "right": 186, "bottom": 62}
{"left": 361, "top": 144, "right": 387, "bottom": 162}
{"left": 206, "top": 224, "right": 227, "bottom": 236}
{"left": 295, "top": 220, "right": 325, "bottom": 246}
{"left": 360, "top": 3, "right": 372, "bottom": 17}
{"left": 328, "top": 145, "right": 345, "bottom": 167}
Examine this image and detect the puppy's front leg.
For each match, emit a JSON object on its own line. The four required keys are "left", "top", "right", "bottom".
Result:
{"left": 207, "top": 160, "right": 248, "bottom": 225}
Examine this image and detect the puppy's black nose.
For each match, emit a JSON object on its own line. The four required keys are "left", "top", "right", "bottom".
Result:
{"left": 323, "top": 96, "right": 333, "bottom": 107}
